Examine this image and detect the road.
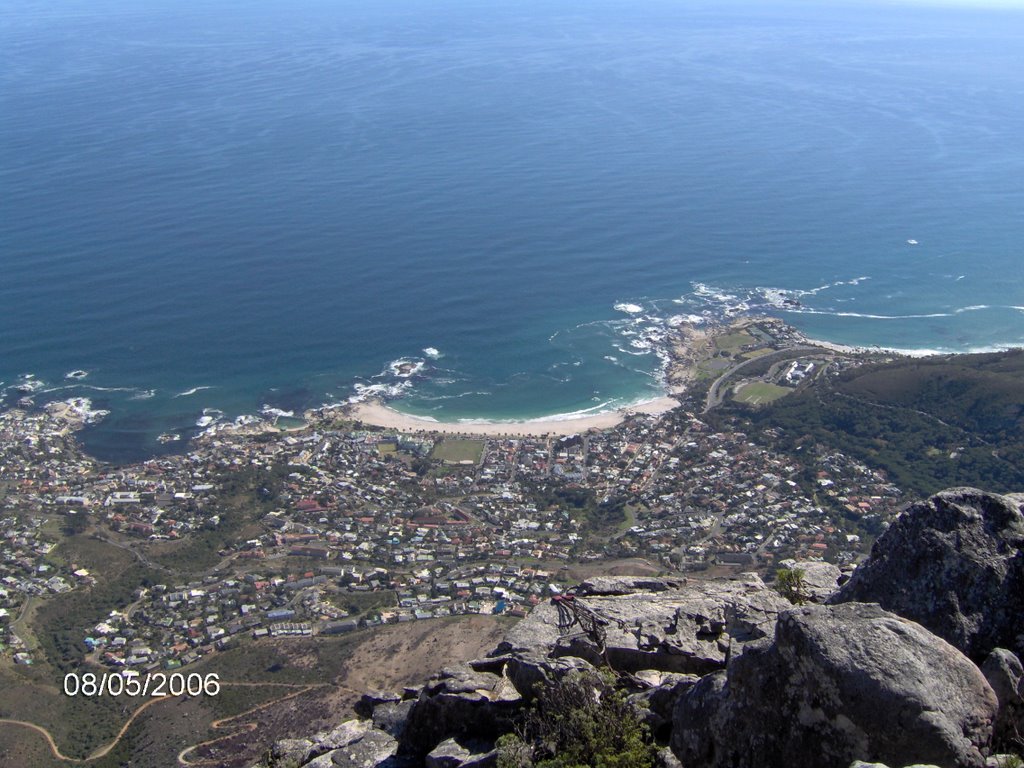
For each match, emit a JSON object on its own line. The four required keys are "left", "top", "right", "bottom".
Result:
{"left": 703, "top": 346, "right": 821, "bottom": 412}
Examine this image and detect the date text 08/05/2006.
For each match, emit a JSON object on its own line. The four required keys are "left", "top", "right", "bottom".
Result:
{"left": 62, "top": 672, "right": 220, "bottom": 697}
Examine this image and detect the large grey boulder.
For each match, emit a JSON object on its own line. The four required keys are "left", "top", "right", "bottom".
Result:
{"left": 981, "top": 648, "right": 1024, "bottom": 750}
{"left": 259, "top": 720, "right": 408, "bottom": 768}
{"left": 424, "top": 737, "right": 497, "bottom": 768}
{"left": 831, "top": 487, "right": 1024, "bottom": 661}
{"left": 503, "top": 653, "right": 597, "bottom": 701}
{"left": 262, "top": 737, "right": 320, "bottom": 768}
{"left": 372, "top": 699, "right": 417, "bottom": 740}
{"left": 260, "top": 720, "right": 373, "bottom": 767}
{"left": 629, "top": 673, "right": 699, "bottom": 740}
{"left": 490, "top": 600, "right": 564, "bottom": 656}
{"left": 573, "top": 576, "right": 684, "bottom": 596}
{"left": 355, "top": 690, "right": 402, "bottom": 718}
{"left": 399, "top": 665, "right": 521, "bottom": 758}
{"left": 671, "top": 603, "right": 998, "bottom": 768}
{"left": 501, "top": 573, "right": 789, "bottom": 676}
{"left": 320, "top": 729, "right": 398, "bottom": 767}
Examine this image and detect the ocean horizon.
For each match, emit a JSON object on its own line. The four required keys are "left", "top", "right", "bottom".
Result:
{"left": 2, "top": 0, "right": 1023, "bottom": 462}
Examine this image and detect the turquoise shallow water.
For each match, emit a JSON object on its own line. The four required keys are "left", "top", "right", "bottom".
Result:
{"left": 2, "top": 0, "right": 1023, "bottom": 461}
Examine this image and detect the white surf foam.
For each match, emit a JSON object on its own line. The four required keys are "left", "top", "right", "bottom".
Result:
{"left": 175, "top": 386, "right": 213, "bottom": 398}
{"left": 786, "top": 305, "right": 995, "bottom": 320}
{"left": 260, "top": 405, "right": 295, "bottom": 419}
{"left": 10, "top": 375, "right": 46, "bottom": 394}
{"left": 196, "top": 408, "right": 224, "bottom": 428}
{"left": 349, "top": 380, "right": 414, "bottom": 403}
{"left": 614, "top": 302, "right": 644, "bottom": 314}
{"left": 62, "top": 397, "right": 110, "bottom": 424}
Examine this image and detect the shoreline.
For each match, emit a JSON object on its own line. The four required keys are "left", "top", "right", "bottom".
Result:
{"left": 336, "top": 316, "right": 924, "bottom": 438}
{"left": 345, "top": 395, "right": 680, "bottom": 437}
{"left": 798, "top": 335, "right": 1023, "bottom": 359}
{"left": 17, "top": 314, "right": 1023, "bottom": 453}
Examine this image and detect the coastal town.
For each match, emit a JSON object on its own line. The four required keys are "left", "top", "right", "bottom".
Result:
{"left": 0, "top": 319, "right": 907, "bottom": 676}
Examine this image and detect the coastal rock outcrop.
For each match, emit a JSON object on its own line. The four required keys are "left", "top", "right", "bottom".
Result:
{"left": 395, "top": 575, "right": 787, "bottom": 757}
{"left": 830, "top": 487, "right": 1024, "bottom": 661}
{"left": 670, "top": 603, "right": 998, "bottom": 768}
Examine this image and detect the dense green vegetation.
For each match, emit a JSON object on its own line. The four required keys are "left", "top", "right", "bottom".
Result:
{"left": 525, "top": 483, "right": 628, "bottom": 541}
{"left": 34, "top": 537, "right": 161, "bottom": 674}
{"left": 497, "top": 671, "right": 657, "bottom": 768}
{"left": 721, "top": 351, "right": 1024, "bottom": 496}
{"left": 0, "top": 538, "right": 165, "bottom": 759}
{"left": 149, "top": 461, "right": 291, "bottom": 571}
{"left": 338, "top": 588, "right": 398, "bottom": 618}
{"left": 0, "top": 662, "right": 133, "bottom": 762}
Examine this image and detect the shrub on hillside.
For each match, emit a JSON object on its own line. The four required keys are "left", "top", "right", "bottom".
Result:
{"left": 497, "top": 670, "right": 657, "bottom": 768}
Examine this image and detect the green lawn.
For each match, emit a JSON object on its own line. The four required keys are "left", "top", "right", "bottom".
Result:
{"left": 715, "top": 332, "right": 755, "bottom": 353}
{"left": 431, "top": 438, "right": 485, "bottom": 464}
{"left": 733, "top": 381, "right": 792, "bottom": 406}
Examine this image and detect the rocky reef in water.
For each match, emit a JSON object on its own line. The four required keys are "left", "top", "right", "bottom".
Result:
{"left": 253, "top": 488, "right": 1024, "bottom": 768}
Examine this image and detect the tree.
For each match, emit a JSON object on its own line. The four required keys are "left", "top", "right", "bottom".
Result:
{"left": 776, "top": 567, "right": 808, "bottom": 605}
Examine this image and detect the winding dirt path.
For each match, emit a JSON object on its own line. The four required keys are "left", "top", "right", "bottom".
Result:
{"left": 175, "top": 682, "right": 335, "bottom": 766}
{"left": 0, "top": 694, "right": 171, "bottom": 763}
{"left": 0, "top": 680, "right": 359, "bottom": 765}
{"left": 0, "top": 718, "right": 72, "bottom": 761}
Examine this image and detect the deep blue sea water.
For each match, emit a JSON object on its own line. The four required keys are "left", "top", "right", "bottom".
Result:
{"left": 2, "top": 0, "right": 1023, "bottom": 461}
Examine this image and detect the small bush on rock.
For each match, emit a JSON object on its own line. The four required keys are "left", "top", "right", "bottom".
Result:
{"left": 775, "top": 567, "right": 807, "bottom": 605}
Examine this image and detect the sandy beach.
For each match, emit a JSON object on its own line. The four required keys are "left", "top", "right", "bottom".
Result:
{"left": 341, "top": 320, "right": 715, "bottom": 437}
{"left": 347, "top": 396, "right": 680, "bottom": 437}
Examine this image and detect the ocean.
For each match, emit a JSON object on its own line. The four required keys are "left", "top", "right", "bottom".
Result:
{"left": 2, "top": 0, "right": 1023, "bottom": 462}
